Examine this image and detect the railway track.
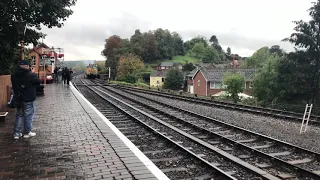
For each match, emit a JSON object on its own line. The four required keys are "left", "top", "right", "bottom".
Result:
{"left": 110, "top": 85, "right": 320, "bottom": 125}
{"left": 74, "top": 78, "right": 280, "bottom": 180}
{"left": 99, "top": 84, "right": 320, "bottom": 179}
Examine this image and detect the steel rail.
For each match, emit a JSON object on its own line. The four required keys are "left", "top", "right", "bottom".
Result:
{"left": 79, "top": 79, "right": 237, "bottom": 180}
{"left": 114, "top": 85, "right": 320, "bottom": 124}
{"left": 105, "top": 85, "right": 320, "bottom": 179}
{"left": 82, "top": 82, "right": 280, "bottom": 180}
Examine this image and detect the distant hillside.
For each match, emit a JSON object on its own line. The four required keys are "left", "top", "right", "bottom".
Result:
{"left": 63, "top": 60, "right": 105, "bottom": 72}
{"left": 64, "top": 60, "right": 104, "bottom": 68}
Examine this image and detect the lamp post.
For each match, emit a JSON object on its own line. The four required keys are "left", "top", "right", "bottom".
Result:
{"left": 13, "top": 19, "right": 27, "bottom": 61}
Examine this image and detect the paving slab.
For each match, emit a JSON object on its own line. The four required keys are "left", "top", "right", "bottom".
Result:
{"left": 0, "top": 83, "right": 168, "bottom": 180}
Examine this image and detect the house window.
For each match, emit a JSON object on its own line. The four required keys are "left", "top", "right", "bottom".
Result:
{"left": 39, "top": 56, "right": 44, "bottom": 66}
{"left": 161, "top": 66, "right": 165, "bottom": 70}
{"left": 210, "top": 82, "right": 222, "bottom": 89}
{"left": 162, "top": 78, "right": 165, "bottom": 82}
{"left": 31, "top": 56, "right": 36, "bottom": 66}
{"left": 197, "top": 80, "right": 200, "bottom": 86}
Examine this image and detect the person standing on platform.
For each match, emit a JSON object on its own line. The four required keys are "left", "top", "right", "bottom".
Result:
{"left": 11, "top": 60, "right": 41, "bottom": 139}
{"left": 62, "top": 67, "right": 67, "bottom": 84}
{"left": 66, "top": 68, "right": 72, "bottom": 85}
{"left": 54, "top": 67, "right": 59, "bottom": 83}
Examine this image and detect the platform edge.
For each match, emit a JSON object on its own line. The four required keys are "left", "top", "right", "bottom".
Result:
{"left": 70, "top": 83, "right": 170, "bottom": 180}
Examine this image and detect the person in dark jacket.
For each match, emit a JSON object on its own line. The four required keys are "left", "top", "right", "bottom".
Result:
{"left": 61, "top": 67, "right": 67, "bottom": 84}
{"left": 66, "top": 68, "right": 73, "bottom": 85}
{"left": 11, "top": 60, "right": 41, "bottom": 139}
{"left": 54, "top": 67, "right": 59, "bottom": 83}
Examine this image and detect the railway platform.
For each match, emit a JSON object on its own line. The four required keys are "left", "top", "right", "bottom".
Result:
{"left": 0, "top": 83, "right": 168, "bottom": 180}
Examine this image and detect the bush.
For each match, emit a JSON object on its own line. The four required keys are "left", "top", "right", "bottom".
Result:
{"left": 117, "top": 73, "right": 137, "bottom": 83}
{"left": 163, "top": 69, "right": 184, "bottom": 90}
{"left": 223, "top": 73, "right": 245, "bottom": 103}
{"left": 241, "top": 97, "right": 257, "bottom": 106}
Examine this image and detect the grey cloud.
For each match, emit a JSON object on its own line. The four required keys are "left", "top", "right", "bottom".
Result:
{"left": 40, "top": 12, "right": 295, "bottom": 60}
{"left": 42, "top": 12, "right": 151, "bottom": 47}
{"left": 41, "top": 12, "right": 152, "bottom": 59}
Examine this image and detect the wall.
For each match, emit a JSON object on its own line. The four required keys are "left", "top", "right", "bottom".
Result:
{"left": 207, "top": 81, "right": 252, "bottom": 96}
{"left": 0, "top": 75, "right": 11, "bottom": 111}
{"left": 150, "top": 76, "right": 165, "bottom": 87}
{"left": 207, "top": 82, "right": 223, "bottom": 96}
{"left": 193, "top": 71, "right": 207, "bottom": 96}
{"left": 29, "top": 50, "right": 53, "bottom": 79}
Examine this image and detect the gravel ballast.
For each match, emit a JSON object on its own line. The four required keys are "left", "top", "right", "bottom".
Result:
{"left": 129, "top": 90, "right": 320, "bottom": 153}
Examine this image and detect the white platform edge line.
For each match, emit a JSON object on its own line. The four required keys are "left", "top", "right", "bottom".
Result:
{"left": 70, "top": 83, "right": 170, "bottom": 180}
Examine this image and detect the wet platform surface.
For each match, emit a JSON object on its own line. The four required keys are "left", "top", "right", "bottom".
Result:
{"left": 0, "top": 83, "right": 166, "bottom": 180}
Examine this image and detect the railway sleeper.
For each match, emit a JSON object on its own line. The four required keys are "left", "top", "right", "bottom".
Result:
{"left": 268, "top": 151, "right": 292, "bottom": 157}
{"left": 251, "top": 144, "right": 274, "bottom": 149}
{"left": 150, "top": 156, "right": 184, "bottom": 162}
{"left": 143, "top": 148, "right": 173, "bottom": 154}
{"left": 236, "top": 138, "right": 257, "bottom": 143}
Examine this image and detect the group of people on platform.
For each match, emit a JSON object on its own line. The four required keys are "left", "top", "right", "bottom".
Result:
{"left": 53, "top": 67, "right": 73, "bottom": 85}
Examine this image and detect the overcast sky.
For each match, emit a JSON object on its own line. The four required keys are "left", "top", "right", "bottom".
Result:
{"left": 40, "top": 0, "right": 313, "bottom": 61}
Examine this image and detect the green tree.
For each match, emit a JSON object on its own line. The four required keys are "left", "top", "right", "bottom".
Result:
{"left": 0, "top": 0, "right": 77, "bottom": 75}
{"left": 130, "top": 29, "right": 144, "bottom": 57}
{"left": 163, "top": 69, "right": 184, "bottom": 90}
{"left": 269, "top": 45, "right": 284, "bottom": 56}
{"left": 171, "top": 32, "right": 185, "bottom": 55}
{"left": 190, "top": 42, "right": 205, "bottom": 59}
{"left": 117, "top": 54, "right": 144, "bottom": 83}
{"left": 101, "top": 35, "right": 123, "bottom": 79}
{"left": 184, "top": 36, "right": 208, "bottom": 52}
{"left": 182, "top": 63, "right": 196, "bottom": 72}
{"left": 154, "top": 28, "right": 174, "bottom": 60}
{"left": 252, "top": 55, "right": 282, "bottom": 105}
{"left": 142, "top": 31, "right": 157, "bottom": 62}
{"left": 226, "top": 47, "right": 231, "bottom": 56}
{"left": 202, "top": 46, "right": 220, "bottom": 63}
{"left": 241, "top": 47, "right": 271, "bottom": 68}
{"left": 223, "top": 73, "right": 245, "bottom": 103}
{"left": 209, "top": 35, "right": 226, "bottom": 61}
{"left": 282, "top": 0, "right": 320, "bottom": 104}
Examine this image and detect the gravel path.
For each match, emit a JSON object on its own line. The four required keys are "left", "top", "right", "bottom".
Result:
{"left": 129, "top": 90, "right": 320, "bottom": 153}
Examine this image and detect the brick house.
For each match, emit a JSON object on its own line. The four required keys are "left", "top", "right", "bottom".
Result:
{"left": 192, "top": 68, "right": 257, "bottom": 96}
{"left": 28, "top": 43, "right": 63, "bottom": 81}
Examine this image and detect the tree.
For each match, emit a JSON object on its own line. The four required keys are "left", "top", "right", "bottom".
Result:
{"left": 226, "top": 47, "right": 231, "bottom": 56}
{"left": 190, "top": 42, "right": 205, "bottom": 59}
{"left": 101, "top": 35, "right": 123, "bottom": 79}
{"left": 282, "top": 0, "right": 320, "bottom": 104}
{"left": 163, "top": 69, "right": 184, "bottom": 90}
{"left": 130, "top": 29, "right": 144, "bottom": 57}
{"left": 142, "top": 31, "right": 157, "bottom": 62}
{"left": 117, "top": 54, "right": 144, "bottom": 83}
{"left": 182, "top": 63, "right": 196, "bottom": 72}
{"left": 223, "top": 73, "right": 245, "bottom": 103}
{"left": 171, "top": 32, "right": 185, "bottom": 55}
{"left": 154, "top": 28, "right": 174, "bottom": 60}
{"left": 241, "top": 47, "right": 271, "bottom": 68}
{"left": 269, "top": 45, "right": 284, "bottom": 56}
{"left": 97, "top": 61, "right": 106, "bottom": 73}
{"left": 0, "top": 0, "right": 77, "bottom": 75}
{"left": 184, "top": 36, "right": 208, "bottom": 52}
{"left": 252, "top": 55, "right": 282, "bottom": 105}
{"left": 202, "top": 46, "right": 220, "bottom": 63}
